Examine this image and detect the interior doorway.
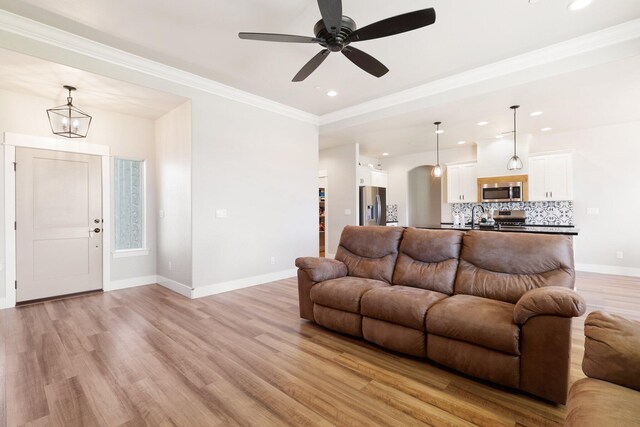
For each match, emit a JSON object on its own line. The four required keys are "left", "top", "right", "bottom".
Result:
{"left": 407, "top": 165, "right": 442, "bottom": 226}
{"left": 319, "top": 175, "right": 327, "bottom": 257}
{"left": 15, "top": 147, "right": 103, "bottom": 302}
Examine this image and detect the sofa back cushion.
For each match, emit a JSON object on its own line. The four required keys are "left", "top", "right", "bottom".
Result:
{"left": 335, "top": 225, "right": 404, "bottom": 283}
{"left": 392, "top": 228, "right": 464, "bottom": 294}
{"left": 454, "top": 231, "right": 575, "bottom": 304}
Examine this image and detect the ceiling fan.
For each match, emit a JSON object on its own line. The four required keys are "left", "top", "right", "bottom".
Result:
{"left": 238, "top": 1, "right": 436, "bottom": 82}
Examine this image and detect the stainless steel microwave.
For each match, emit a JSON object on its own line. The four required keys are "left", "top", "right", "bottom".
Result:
{"left": 481, "top": 181, "right": 524, "bottom": 203}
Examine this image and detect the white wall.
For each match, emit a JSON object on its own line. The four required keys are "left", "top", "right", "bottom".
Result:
{"left": 319, "top": 144, "right": 359, "bottom": 255}
{"left": 380, "top": 145, "right": 477, "bottom": 226}
{"left": 0, "top": 88, "right": 157, "bottom": 299}
{"left": 155, "top": 101, "right": 192, "bottom": 286}
{"left": 190, "top": 95, "right": 318, "bottom": 289}
{"left": 531, "top": 121, "right": 640, "bottom": 273}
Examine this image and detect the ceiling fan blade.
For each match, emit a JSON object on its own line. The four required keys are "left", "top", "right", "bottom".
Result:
{"left": 238, "top": 32, "right": 324, "bottom": 43}
{"left": 317, "top": 0, "right": 342, "bottom": 36}
{"left": 341, "top": 47, "right": 389, "bottom": 78}
{"left": 346, "top": 8, "right": 436, "bottom": 43}
{"left": 293, "top": 50, "right": 330, "bottom": 82}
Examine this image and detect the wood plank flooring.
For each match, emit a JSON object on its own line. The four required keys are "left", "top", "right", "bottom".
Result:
{"left": 1, "top": 271, "right": 639, "bottom": 426}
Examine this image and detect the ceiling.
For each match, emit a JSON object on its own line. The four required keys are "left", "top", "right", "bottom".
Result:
{"left": 0, "top": 48, "right": 187, "bottom": 119}
{"left": 1, "top": 0, "right": 640, "bottom": 115}
{"left": 323, "top": 54, "right": 640, "bottom": 157}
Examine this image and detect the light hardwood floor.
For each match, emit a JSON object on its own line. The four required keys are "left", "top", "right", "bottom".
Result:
{"left": 1, "top": 271, "right": 638, "bottom": 427}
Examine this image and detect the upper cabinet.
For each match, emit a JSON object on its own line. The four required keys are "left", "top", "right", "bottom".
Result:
{"left": 447, "top": 163, "right": 478, "bottom": 203}
{"left": 359, "top": 166, "right": 388, "bottom": 188}
{"left": 528, "top": 152, "right": 573, "bottom": 201}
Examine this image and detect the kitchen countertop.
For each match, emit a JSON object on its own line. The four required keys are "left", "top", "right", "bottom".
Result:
{"left": 415, "top": 224, "right": 579, "bottom": 236}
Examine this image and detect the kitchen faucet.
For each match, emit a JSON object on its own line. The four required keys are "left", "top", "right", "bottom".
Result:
{"left": 470, "top": 204, "right": 485, "bottom": 229}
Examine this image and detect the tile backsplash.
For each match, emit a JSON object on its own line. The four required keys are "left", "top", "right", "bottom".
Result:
{"left": 452, "top": 201, "right": 574, "bottom": 226}
{"left": 387, "top": 204, "right": 398, "bottom": 222}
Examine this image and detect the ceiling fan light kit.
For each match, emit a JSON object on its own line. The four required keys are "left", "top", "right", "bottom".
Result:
{"left": 46, "top": 85, "right": 92, "bottom": 138}
{"left": 239, "top": 1, "right": 436, "bottom": 82}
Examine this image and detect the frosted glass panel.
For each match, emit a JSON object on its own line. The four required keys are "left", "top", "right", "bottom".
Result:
{"left": 115, "top": 158, "right": 144, "bottom": 250}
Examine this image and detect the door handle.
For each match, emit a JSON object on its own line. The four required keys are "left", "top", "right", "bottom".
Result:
{"left": 93, "top": 228, "right": 101, "bottom": 233}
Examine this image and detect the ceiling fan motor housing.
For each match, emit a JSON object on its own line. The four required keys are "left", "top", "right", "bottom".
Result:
{"left": 314, "top": 16, "right": 356, "bottom": 51}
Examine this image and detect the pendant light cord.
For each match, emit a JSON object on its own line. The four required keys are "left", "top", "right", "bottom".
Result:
{"left": 436, "top": 123, "right": 440, "bottom": 164}
{"left": 513, "top": 107, "right": 517, "bottom": 156}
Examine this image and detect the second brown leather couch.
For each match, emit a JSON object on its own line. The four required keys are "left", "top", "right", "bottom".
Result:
{"left": 296, "top": 226, "right": 587, "bottom": 404}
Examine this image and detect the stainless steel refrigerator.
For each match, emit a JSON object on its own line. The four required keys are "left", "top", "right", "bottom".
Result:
{"left": 359, "top": 186, "right": 387, "bottom": 226}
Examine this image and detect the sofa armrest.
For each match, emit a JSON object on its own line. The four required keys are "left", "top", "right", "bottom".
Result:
{"left": 513, "top": 287, "right": 586, "bottom": 325}
{"left": 295, "top": 257, "right": 348, "bottom": 283}
{"left": 582, "top": 311, "right": 640, "bottom": 391}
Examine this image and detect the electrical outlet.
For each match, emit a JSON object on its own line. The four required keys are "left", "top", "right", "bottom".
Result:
{"left": 616, "top": 251, "right": 624, "bottom": 259}
{"left": 168, "top": 261, "right": 173, "bottom": 271}
{"left": 216, "top": 209, "right": 228, "bottom": 218}
{"left": 270, "top": 256, "right": 276, "bottom": 265}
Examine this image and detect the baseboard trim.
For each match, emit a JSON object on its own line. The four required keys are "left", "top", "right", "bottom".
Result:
{"left": 107, "top": 275, "right": 158, "bottom": 291}
{"left": 191, "top": 268, "right": 297, "bottom": 299}
{"left": 156, "top": 276, "right": 194, "bottom": 298}
{"left": 576, "top": 263, "right": 640, "bottom": 278}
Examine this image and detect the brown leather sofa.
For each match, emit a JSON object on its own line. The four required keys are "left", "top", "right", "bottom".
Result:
{"left": 565, "top": 311, "right": 640, "bottom": 426}
{"left": 296, "top": 226, "right": 587, "bottom": 403}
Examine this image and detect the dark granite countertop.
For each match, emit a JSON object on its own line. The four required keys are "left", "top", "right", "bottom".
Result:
{"left": 414, "top": 224, "right": 579, "bottom": 236}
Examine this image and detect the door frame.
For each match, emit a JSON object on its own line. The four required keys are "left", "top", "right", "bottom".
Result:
{"left": 3, "top": 132, "right": 111, "bottom": 308}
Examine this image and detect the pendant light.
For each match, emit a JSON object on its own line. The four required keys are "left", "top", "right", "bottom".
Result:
{"left": 47, "top": 85, "right": 92, "bottom": 138}
{"left": 432, "top": 121, "right": 442, "bottom": 177}
{"left": 506, "top": 105, "right": 523, "bottom": 170}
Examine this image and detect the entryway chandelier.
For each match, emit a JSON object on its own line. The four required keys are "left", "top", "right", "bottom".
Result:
{"left": 46, "top": 85, "right": 92, "bottom": 138}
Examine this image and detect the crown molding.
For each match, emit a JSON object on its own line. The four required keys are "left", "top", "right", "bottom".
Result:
{"left": 0, "top": 9, "right": 320, "bottom": 126}
{"left": 319, "top": 18, "right": 640, "bottom": 127}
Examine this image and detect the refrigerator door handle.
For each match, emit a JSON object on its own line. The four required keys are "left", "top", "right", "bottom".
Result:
{"left": 376, "top": 194, "right": 382, "bottom": 225}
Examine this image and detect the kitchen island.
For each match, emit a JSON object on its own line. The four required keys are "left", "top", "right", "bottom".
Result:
{"left": 415, "top": 224, "right": 579, "bottom": 236}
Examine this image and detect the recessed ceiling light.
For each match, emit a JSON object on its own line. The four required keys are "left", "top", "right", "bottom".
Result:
{"left": 458, "top": 141, "right": 466, "bottom": 145}
{"left": 530, "top": 111, "right": 543, "bottom": 116}
{"left": 568, "top": 0, "right": 593, "bottom": 11}
{"left": 382, "top": 152, "right": 390, "bottom": 156}
{"left": 326, "top": 90, "right": 338, "bottom": 97}
{"left": 435, "top": 129, "right": 444, "bottom": 134}
{"left": 477, "top": 121, "right": 489, "bottom": 126}
{"left": 541, "top": 127, "right": 552, "bottom": 132}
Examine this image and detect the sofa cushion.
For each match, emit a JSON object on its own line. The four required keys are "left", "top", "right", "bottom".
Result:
{"left": 309, "top": 277, "right": 389, "bottom": 313}
{"left": 361, "top": 286, "right": 448, "bottom": 331}
{"left": 566, "top": 378, "right": 640, "bottom": 427}
{"left": 335, "top": 225, "right": 404, "bottom": 283}
{"left": 363, "top": 318, "right": 426, "bottom": 357}
{"left": 582, "top": 311, "right": 640, "bottom": 391}
{"left": 427, "top": 295, "right": 520, "bottom": 355}
{"left": 392, "top": 228, "right": 464, "bottom": 294}
{"left": 454, "top": 231, "right": 575, "bottom": 304}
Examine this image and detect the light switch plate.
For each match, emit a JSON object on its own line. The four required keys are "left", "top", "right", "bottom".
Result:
{"left": 159, "top": 209, "right": 165, "bottom": 218}
{"left": 344, "top": 209, "right": 351, "bottom": 215}
{"left": 216, "top": 209, "right": 228, "bottom": 218}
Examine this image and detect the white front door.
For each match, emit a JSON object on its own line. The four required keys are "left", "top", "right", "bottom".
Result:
{"left": 16, "top": 148, "right": 103, "bottom": 302}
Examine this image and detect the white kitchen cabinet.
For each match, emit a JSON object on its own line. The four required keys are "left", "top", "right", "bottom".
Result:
{"left": 358, "top": 166, "right": 372, "bottom": 186}
{"left": 371, "top": 170, "right": 388, "bottom": 188}
{"left": 528, "top": 153, "right": 573, "bottom": 201}
{"left": 358, "top": 166, "right": 388, "bottom": 188}
{"left": 447, "top": 163, "right": 477, "bottom": 203}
